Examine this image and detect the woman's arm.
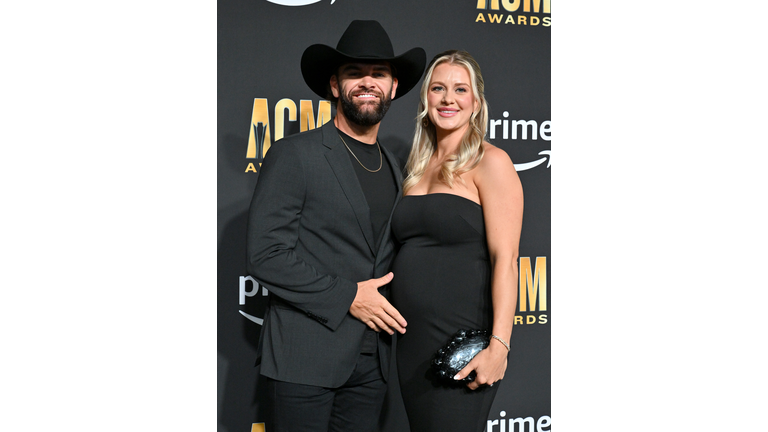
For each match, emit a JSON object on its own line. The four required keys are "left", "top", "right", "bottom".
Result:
{"left": 455, "top": 144, "right": 524, "bottom": 390}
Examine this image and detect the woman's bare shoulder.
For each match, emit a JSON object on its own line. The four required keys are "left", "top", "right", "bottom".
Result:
{"left": 478, "top": 142, "right": 515, "bottom": 172}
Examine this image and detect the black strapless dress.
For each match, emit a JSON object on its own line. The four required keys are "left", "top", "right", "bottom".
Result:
{"left": 391, "top": 193, "right": 499, "bottom": 432}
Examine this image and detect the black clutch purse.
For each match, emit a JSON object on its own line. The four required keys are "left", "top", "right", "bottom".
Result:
{"left": 431, "top": 329, "right": 489, "bottom": 382}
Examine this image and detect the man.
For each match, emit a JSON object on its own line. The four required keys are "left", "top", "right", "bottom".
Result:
{"left": 246, "top": 20, "right": 426, "bottom": 432}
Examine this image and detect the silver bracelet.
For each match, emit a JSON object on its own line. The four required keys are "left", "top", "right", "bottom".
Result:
{"left": 491, "top": 334, "right": 510, "bottom": 352}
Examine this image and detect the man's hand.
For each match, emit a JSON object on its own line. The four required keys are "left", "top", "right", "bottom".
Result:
{"left": 349, "top": 272, "right": 407, "bottom": 335}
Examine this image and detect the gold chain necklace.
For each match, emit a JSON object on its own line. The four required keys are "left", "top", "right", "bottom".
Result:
{"left": 338, "top": 134, "right": 383, "bottom": 173}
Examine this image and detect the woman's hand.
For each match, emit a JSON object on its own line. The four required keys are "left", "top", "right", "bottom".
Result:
{"left": 453, "top": 340, "right": 509, "bottom": 390}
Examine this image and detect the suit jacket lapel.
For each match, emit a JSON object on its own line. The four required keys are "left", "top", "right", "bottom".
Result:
{"left": 374, "top": 143, "right": 403, "bottom": 262}
{"left": 381, "top": 143, "right": 404, "bottom": 197}
{"left": 321, "top": 122, "right": 377, "bottom": 255}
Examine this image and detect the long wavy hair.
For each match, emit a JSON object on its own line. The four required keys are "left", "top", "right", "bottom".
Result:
{"left": 403, "top": 50, "right": 489, "bottom": 194}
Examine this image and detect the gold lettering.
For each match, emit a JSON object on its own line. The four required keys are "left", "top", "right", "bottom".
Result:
{"left": 538, "top": 314, "right": 548, "bottom": 324}
{"left": 530, "top": 16, "right": 540, "bottom": 25}
{"left": 517, "top": 15, "right": 527, "bottom": 25}
{"left": 543, "top": 16, "right": 551, "bottom": 26}
{"left": 300, "top": 100, "right": 332, "bottom": 132}
{"left": 317, "top": 101, "right": 331, "bottom": 128}
{"left": 514, "top": 315, "right": 523, "bottom": 325}
{"left": 248, "top": 98, "right": 331, "bottom": 162}
{"left": 246, "top": 98, "right": 271, "bottom": 159}
{"left": 526, "top": 315, "right": 536, "bottom": 324}
{"left": 476, "top": 0, "right": 500, "bottom": 10}
{"left": 274, "top": 98, "right": 297, "bottom": 143}
{"left": 519, "top": 257, "right": 547, "bottom": 312}
{"left": 245, "top": 163, "right": 257, "bottom": 173}
{"left": 300, "top": 100, "right": 316, "bottom": 131}
{"left": 523, "top": 0, "right": 550, "bottom": 13}
{"left": 502, "top": 0, "right": 520, "bottom": 12}
{"left": 488, "top": 13, "right": 504, "bottom": 23}
{"left": 476, "top": 12, "right": 487, "bottom": 22}
{"left": 505, "top": 14, "right": 515, "bottom": 24}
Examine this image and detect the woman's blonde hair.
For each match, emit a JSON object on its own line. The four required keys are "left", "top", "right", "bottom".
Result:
{"left": 403, "top": 50, "right": 488, "bottom": 194}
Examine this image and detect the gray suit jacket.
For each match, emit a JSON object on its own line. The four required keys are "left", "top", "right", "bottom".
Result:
{"left": 246, "top": 120, "right": 403, "bottom": 387}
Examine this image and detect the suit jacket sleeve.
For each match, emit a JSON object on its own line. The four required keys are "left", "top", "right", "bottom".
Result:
{"left": 246, "top": 140, "right": 357, "bottom": 331}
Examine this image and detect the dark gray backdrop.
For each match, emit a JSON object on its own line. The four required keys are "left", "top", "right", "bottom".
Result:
{"left": 218, "top": 1, "right": 550, "bottom": 431}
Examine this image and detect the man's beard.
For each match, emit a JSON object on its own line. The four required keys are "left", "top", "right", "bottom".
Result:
{"left": 339, "top": 89, "right": 392, "bottom": 127}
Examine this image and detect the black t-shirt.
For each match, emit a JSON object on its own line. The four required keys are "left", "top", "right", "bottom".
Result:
{"left": 338, "top": 130, "right": 397, "bottom": 251}
{"left": 338, "top": 129, "right": 398, "bottom": 354}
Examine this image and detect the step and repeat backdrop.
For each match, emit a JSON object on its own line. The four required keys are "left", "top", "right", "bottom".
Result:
{"left": 218, "top": 1, "right": 550, "bottom": 431}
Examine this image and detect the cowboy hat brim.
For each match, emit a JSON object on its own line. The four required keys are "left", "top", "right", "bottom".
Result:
{"left": 301, "top": 44, "right": 427, "bottom": 101}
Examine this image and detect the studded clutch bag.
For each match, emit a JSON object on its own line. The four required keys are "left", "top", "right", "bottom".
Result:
{"left": 431, "top": 329, "right": 490, "bottom": 382}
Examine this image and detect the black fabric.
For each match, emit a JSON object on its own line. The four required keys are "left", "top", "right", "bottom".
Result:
{"left": 246, "top": 121, "right": 403, "bottom": 388}
{"left": 360, "top": 328, "right": 378, "bottom": 354}
{"left": 268, "top": 350, "right": 386, "bottom": 432}
{"left": 338, "top": 130, "right": 397, "bottom": 253}
{"left": 390, "top": 193, "right": 499, "bottom": 432}
{"left": 338, "top": 130, "right": 397, "bottom": 355}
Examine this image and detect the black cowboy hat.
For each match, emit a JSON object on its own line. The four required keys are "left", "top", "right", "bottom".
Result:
{"left": 301, "top": 20, "right": 427, "bottom": 101}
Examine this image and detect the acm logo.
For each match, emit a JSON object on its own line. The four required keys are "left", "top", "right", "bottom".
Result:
{"left": 475, "top": 0, "right": 552, "bottom": 26}
{"left": 476, "top": 0, "right": 550, "bottom": 13}
{"left": 245, "top": 98, "right": 331, "bottom": 173}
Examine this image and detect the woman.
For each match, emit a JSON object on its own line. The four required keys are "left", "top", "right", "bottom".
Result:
{"left": 390, "top": 50, "right": 524, "bottom": 432}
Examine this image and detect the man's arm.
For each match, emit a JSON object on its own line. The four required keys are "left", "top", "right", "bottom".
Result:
{"left": 246, "top": 141, "right": 357, "bottom": 330}
{"left": 247, "top": 139, "right": 407, "bottom": 334}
